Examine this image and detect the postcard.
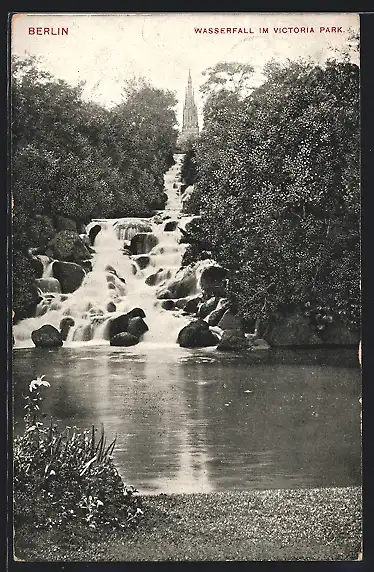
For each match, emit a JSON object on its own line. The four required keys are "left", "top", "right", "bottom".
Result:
{"left": 10, "top": 12, "right": 362, "bottom": 562}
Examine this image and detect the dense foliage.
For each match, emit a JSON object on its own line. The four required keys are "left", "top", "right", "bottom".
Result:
{"left": 11, "top": 56, "right": 177, "bottom": 249}
{"left": 185, "top": 59, "right": 360, "bottom": 332}
{"left": 14, "top": 376, "right": 143, "bottom": 531}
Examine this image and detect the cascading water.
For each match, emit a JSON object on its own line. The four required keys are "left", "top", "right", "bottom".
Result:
{"left": 13, "top": 153, "right": 201, "bottom": 348}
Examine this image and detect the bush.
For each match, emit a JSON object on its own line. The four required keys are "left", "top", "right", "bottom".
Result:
{"left": 14, "top": 376, "right": 143, "bottom": 531}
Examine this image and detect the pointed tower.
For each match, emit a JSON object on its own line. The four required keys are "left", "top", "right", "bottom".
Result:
{"left": 178, "top": 70, "right": 199, "bottom": 149}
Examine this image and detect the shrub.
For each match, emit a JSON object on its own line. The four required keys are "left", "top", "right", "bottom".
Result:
{"left": 14, "top": 376, "right": 143, "bottom": 531}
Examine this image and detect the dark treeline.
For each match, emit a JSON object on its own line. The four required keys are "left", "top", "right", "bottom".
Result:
{"left": 12, "top": 55, "right": 178, "bottom": 317}
{"left": 181, "top": 58, "right": 360, "bottom": 335}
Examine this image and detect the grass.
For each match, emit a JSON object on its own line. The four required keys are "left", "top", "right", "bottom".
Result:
{"left": 14, "top": 486, "right": 362, "bottom": 562}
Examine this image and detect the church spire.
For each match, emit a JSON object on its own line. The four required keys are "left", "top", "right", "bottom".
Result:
{"left": 180, "top": 70, "right": 199, "bottom": 149}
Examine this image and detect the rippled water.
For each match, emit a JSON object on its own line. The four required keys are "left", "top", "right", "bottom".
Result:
{"left": 12, "top": 346, "right": 361, "bottom": 494}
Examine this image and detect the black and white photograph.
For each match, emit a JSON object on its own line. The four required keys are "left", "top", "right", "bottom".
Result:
{"left": 10, "top": 12, "right": 362, "bottom": 562}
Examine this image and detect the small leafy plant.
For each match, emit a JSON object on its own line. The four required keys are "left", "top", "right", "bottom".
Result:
{"left": 14, "top": 375, "right": 143, "bottom": 531}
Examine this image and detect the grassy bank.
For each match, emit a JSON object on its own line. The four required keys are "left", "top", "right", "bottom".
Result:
{"left": 14, "top": 486, "right": 361, "bottom": 562}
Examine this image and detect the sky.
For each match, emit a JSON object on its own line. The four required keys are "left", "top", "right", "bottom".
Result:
{"left": 11, "top": 12, "right": 360, "bottom": 128}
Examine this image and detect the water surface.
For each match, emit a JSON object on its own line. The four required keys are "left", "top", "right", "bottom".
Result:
{"left": 13, "top": 346, "right": 361, "bottom": 494}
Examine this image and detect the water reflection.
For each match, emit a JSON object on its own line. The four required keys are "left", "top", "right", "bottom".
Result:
{"left": 13, "top": 347, "right": 361, "bottom": 494}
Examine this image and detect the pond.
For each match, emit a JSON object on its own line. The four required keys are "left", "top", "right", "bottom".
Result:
{"left": 12, "top": 345, "right": 361, "bottom": 494}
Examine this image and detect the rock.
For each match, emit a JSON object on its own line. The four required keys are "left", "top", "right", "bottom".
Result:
{"left": 252, "top": 338, "right": 270, "bottom": 350}
{"left": 133, "top": 255, "right": 150, "bottom": 270}
{"left": 107, "top": 302, "right": 116, "bottom": 312}
{"left": 197, "top": 297, "right": 219, "bottom": 319}
{"left": 156, "top": 288, "right": 172, "bottom": 300}
{"left": 161, "top": 300, "right": 175, "bottom": 310}
{"left": 115, "top": 220, "right": 152, "bottom": 242}
{"left": 122, "top": 248, "right": 133, "bottom": 257}
{"left": 200, "top": 265, "right": 228, "bottom": 296}
{"left": 35, "top": 277, "right": 61, "bottom": 294}
{"left": 217, "top": 330, "right": 248, "bottom": 352}
{"left": 47, "top": 230, "right": 92, "bottom": 263}
{"left": 54, "top": 216, "right": 77, "bottom": 232}
{"left": 145, "top": 269, "right": 170, "bottom": 286}
{"left": 127, "top": 317, "right": 149, "bottom": 338}
{"left": 164, "top": 220, "right": 178, "bottom": 232}
{"left": 127, "top": 307, "right": 146, "bottom": 319}
{"left": 108, "top": 314, "right": 130, "bottom": 339}
{"left": 177, "top": 319, "right": 219, "bottom": 348}
{"left": 88, "top": 225, "right": 102, "bottom": 246}
{"left": 59, "top": 317, "right": 75, "bottom": 341}
{"left": 267, "top": 314, "right": 321, "bottom": 347}
{"left": 184, "top": 295, "right": 203, "bottom": 314}
{"left": 53, "top": 261, "right": 86, "bottom": 294}
{"left": 207, "top": 306, "right": 228, "bottom": 327}
{"left": 317, "top": 317, "right": 360, "bottom": 345}
{"left": 130, "top": 233, "right": 159, "bottom": 255}
{"left": 79, "top": 259, "right": 93, "bottom": 273}
{"left": 167, "top": 266, "right": 197, "bottom": 298}
{"left": 175, "top": 297, "right": 189, "bottom": 309}
{"left": 31, "top": 324, "right": 63, "bottom": 348}
{"left": 110, "top": 332, "right": 139, "bottom": 347}
{"left": 218, "top": 309, "right": 246, "bottom": 332}
{"left": 29, "top": 256, "right": 44, "bottom": 279}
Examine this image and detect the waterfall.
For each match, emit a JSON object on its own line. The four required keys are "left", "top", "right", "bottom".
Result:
{"left": 13, "top": 153, "right": 199, "bottom": 348}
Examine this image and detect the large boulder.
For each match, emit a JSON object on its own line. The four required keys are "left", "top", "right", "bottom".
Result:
{"left": 218, "top": 309, "right": 246, "bottom": 332}
{"left": 127, "top": 307, "right": 146, "bottom": 319}
{"left": 167, "top": 266, "right": 198, "bottom": 298}
{"left": 217, "top": 330, "right": 248, "bottom": 352}
{"left": 110, "top": 332, "right": 139, "bottom": 347}
{"left": 47, "top": 230, "right": 92, "bottom": 263}
{"left": 199, "top": 265, "right": 228, "bottom": 296}
{"left": 88, "top": 225, "right": 102, "bottom": 246}
{"left": 29, "top": 256, "right": 44, "bottom": 279}
{"left": 197, "top": 297, "right": 219, "bottom": 319}
{"left": 267, "top": 314, "right": 322, "bottom": 347}
{"left": 127, "top": 317, "right": 149, "bottom": 338}
{"left": 108, "top": 314, "right": 130, "bottom": 339}
{"left": 31, "top": 324, "right": 63, "bottom": 348}
{"left": 53, "top": 261, "right": 86, "bottom": 294}
{"left": 130, "top": 233, "right": 159, "bottom": 255}
{"left": 177, "top": 319, "right": 219, "bottom": 348}
{"left": 207, "top": 306, "right": 228, "bottom": 327}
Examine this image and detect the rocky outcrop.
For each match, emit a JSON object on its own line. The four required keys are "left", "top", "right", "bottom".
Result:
{"left": 177, "top": 319, "right": 219, "bottom": 348}
{"left": 46, "top": 230, "right": 92, "bottom": 263}
{"left": 217, "top": 330, "right": 248, "bottom": 352}
{"left": 166, "top": 266, "right": 198, "bottom": 298}
{"left": 31, "top": 324, "right": 63, "bottom": 348}
{"left": 13, "top": 252, "right": 42, "bottom": 321}
{"left": 130, "top": 233, "right": 159, "bottom": 255}
{"left": 110, "top": 332, "right": 139, "bottom": 347}
{"left": 53, "top": 261, "right": 86, "bottom": 294}
{"left": 29, "top": 256, "right": 44, "bottom": 279}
